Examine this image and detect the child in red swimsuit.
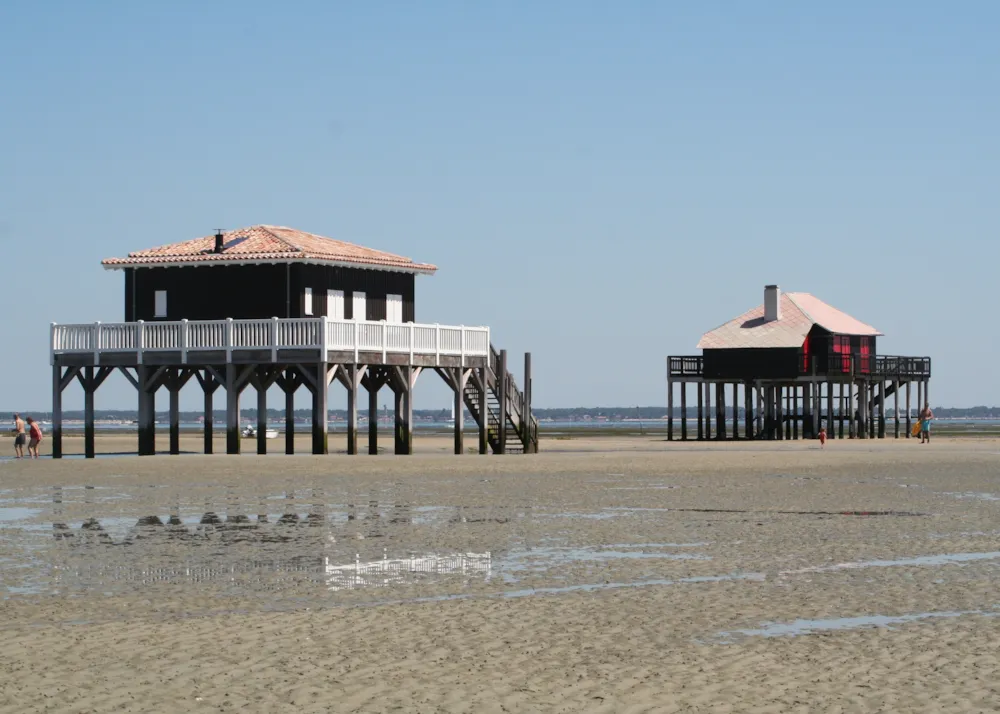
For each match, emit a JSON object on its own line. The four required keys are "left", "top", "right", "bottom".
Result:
{"left": 818, "top": 427, "right": 827, "bottom": 447}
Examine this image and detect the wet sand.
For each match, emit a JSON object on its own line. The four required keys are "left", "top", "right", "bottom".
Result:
{"left": 2, "top": 436, "right": 999, "bottom": 712}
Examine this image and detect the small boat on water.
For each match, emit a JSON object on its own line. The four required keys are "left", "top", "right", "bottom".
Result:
{"left": 241, "top": 425, "right": 279, "bottom": 439}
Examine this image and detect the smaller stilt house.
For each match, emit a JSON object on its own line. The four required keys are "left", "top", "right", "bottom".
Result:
{"left": 667, "top": 285, "right": 931, "bottom": 441}
{"left": 50, "top": 225, "right": 537, "bottom": 459}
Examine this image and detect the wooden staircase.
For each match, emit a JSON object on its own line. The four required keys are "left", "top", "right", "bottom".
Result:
{"left": 462, "top": 345, "right": 538, "bottom": 454}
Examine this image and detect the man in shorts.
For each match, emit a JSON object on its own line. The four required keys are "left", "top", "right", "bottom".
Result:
{"left": 12, "top": 413, "right": 25, "bottom": 459}
{"left": 919, "top": 403, "right": 934, "bottom": 444}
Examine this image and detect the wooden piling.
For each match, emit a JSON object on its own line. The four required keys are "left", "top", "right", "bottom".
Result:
{"left": 497, "top": 350, "right": 508, "bottom": 454}
{"left": 226, "top": 364, "right": 241, "bottom": 455}
{"left": 667, "top": 376, "right": 674, "bottom": 441}
{"left": 478, "top": 365, "right": 489, "bottom": 454}
{"left": 696, "top": 382, "right": 704, "bottom": 440}
{"left": 138, "top": 365, "right": 156, "bottom": 456}
{"left": 51, "top": 365, "right": 63, "bottom": 459}
{"left": 905, "top": 381, "right": 912, "bottom": 438}
{"left": 680, "top": 382, "right": 688, "bottom": 440}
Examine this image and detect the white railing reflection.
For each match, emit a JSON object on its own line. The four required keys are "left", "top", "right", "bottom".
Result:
{"left": 326, "top": 550, "right": 492, "bottom": 591}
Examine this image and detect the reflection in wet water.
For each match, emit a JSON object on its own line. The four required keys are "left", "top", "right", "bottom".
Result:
{"left": 713, "top": 607, "right": 1000, "bottom": 641}
{"left": 326, "top": 551, "right": 493, "bottom": 591}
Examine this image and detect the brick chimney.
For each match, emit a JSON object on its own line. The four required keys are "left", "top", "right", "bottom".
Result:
{"left": 764, "top": 285, "right": 781, "bottom": 322}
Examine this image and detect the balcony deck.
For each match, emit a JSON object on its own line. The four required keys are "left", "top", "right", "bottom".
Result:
{"left": 667, "top": 353, "right": 932, "bottom": 381}
{"left": 51, "top": 318, "right": 490, "bottom": 368}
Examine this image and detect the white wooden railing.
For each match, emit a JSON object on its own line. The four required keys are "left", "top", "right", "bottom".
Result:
{"left": 51, "top": 318, "right": 490, "bottom": 365}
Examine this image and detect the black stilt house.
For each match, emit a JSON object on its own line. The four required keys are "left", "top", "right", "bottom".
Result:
{"left": 51, "top": 224, "right": 539, "bottom": 460}
{"left": 667, "top": 285, "right": 931, "bottom": 441}
{"left": 103, "top": 225, "right": 438, "bottom": 322}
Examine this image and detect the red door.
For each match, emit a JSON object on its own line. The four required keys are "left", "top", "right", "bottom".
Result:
{"left": 860, "top": 337, "right": 871, "bottom": 374}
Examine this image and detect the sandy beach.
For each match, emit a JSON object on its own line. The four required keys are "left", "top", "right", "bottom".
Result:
{"left": 2, "top": 435, "right": 999, "bottom": 712}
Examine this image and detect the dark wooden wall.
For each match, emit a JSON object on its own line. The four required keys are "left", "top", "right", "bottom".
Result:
{"left": 125, "top": 264, "right": 416, "bottom": 322}
{"left": 702, "top": 347, "right": 801, "bottom": 380}
{"left": 291, "top": 264, "right": 415, "bottom": 321}
{"left": 807, "top": 325, "right": 878, "bottom": 374}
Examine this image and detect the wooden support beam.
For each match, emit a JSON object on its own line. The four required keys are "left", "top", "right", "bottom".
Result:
{"left": 344, "top": 364, "right": 365, "bottom": 456}
{"left": 523, "top": 352, "right": 533, "bottom": 453}
{"left": 225, "top": 364, "right": 241, "bottom": 455}
{"left": 905, "top": 381, "right": 912, "bottom": 438}
{"left": 51, "top": 365, "right": 64, "bottom": 459}
{"left": 478, "top": 365, "right": 489, "bottom": 454}
{"left": 393, "top": 365, "right": 414, "bottom": 455}
{"left": 497, "top": 350, "right": 507, "bottom": 455}
{"left": 81, "top": 367, "right": 96, "bottom": 459}
{"left": 198, "top": 368, "right": 219, "bottom": 454}
{"left": 744, "top": 382, "right": 752, "bottom": 440}
{"left": 311, "top": 363, "right": 328, "bottom": 455}
{"left": 893, "top": 380, "right": 900, "bottom": 438}
{"left": 696, "top": 381, "right": 704, "bottom": 441}
{"left": 704, "top": 382, "right": 712, "bottom": 440}
{"left": 362, "top": 368, "right": 388, "bottom": 455}
{"left": 168, "top": 369, "right": 181, "bottom": 455}
{"left": 680, "top": 382, "right": 688, "bottom": 441}
{"left": 716, "top": 382, "right": 726, "bottom": 440}
{"left": 667, "top": 375, "right": 674, "bottom": 441}
{"left": 283, "top": 368, "right": 296, "bottom": 455}
{"left": 137, "top": 364, "right": 156, "bottom": 456}
{"left": 792, "top": 386, "right": 799, "bottom": 440}
{"left": 454, "top": 368, "right": 470, "bottom": 454}
{"left": 731, "top": 382, "right": 739, "bottom": 440}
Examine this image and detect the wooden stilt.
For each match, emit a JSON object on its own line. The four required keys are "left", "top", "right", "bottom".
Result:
{"left": 368, "top": 371, "right": 380, "bottom": 455}
{"left": 138, "top": 365, "right": 158, "bottom": 456}
{"left": 168, "top": 370, "right": 181, "bottom": 455}
{"left": 478, "top": 366, "right": 489, "bottom": 454}
{"left": 52, "top": 365, "right": 64, "bottom": 459}
{"left": 756, "top": 383, "right": 764, "bottom": 437}
{"left": 523, "top": 353, "right": 533, "bottom": 453}
{"left": 195, "top": 369, "right": 220, "bottom": 454}
{"left": 284, "top": 368, "right": 296, "bottom": 455}
{"left": 716, "top": 382, "right": 725, "bottom": 440}
{"left": 392, "top": 365, "right": 415, "bottom": 455}
{"left": 744, "top": 382, "right": 753, "bottom": 440}
{"left": 456, "top": 368, "right": 469, "bottom": 454}
{"left": 497, "top": 350, "right": 508, "bottom": 454}
{"left": 226, "top": 364, "right": 241, "bottom": 455}
{"left": 667, "top": 376, "right": 674, "bottom": 441}
{"left": 311, "top": 363, "right": 328, "bottom": 455}
{"left": 731, "top": 382, "right": 739, "bottom": 440}
{"left": 695, "top": 382, "right": 706, "bottom": 441}
{"left": 83, "top": 366, "right": 96, "bottom": 459}
{"left": 680, "top": 382, "right": 688, "bottom": 441}
{"left": 704, "top": 382, "right": 712, "bottom": 440}
{"left": 345, "top": 364, "right": 362, "bottom": 455}
{"left": 848, "top": 378, "right": 856, "bottom": 439}
{"left": 905, "top": 381, "right": 912, "bottom": 438}
{"left": 893, "top": 380, "right": 900, "bottom": 438}
{"left": 775, "top": 385, "right": 783, "bottom": 440}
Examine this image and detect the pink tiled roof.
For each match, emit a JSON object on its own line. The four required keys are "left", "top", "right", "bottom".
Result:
{"left": 696, "top": 292, "right": 882, "bottom": 350}
{"left": 101, "top": 225, "right": 437, "bottom": 275}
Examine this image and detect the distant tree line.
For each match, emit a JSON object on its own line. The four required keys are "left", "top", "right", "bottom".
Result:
{"left": 5, "top": 405, "right": 999, "bottom": 421}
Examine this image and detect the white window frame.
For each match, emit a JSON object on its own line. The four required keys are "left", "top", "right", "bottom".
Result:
{"left": 154, "top": 290, "right": 167, "bottom": 318}
{"left": 352, "top": 291, "right": 367, "bottom": 321}
{"left": 386, "top": 293, "right": 403, "bottom": 323}
{"left": 304, "top": 287, "right": 313, "bottom": 316}
{"left": 327, "top": 289, "right": 345, "bottom": 320}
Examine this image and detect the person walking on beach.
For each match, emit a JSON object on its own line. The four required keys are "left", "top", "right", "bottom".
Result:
{"left": 12, "top": 413, "right": 25, "bottom": 459}
{"left": 25, "top": 417, "right": 42, "bottom": 459}
{"left": 919, "top": 403, "right": 933, "bottom": 444}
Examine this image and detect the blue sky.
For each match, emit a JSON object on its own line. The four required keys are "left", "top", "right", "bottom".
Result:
{"left": 1, "top": 1, "right": 997, "bottom": 412}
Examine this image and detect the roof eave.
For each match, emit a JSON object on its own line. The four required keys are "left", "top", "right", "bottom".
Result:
{"left": 101, "top": 256, "right": 438, "bottom": 276}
